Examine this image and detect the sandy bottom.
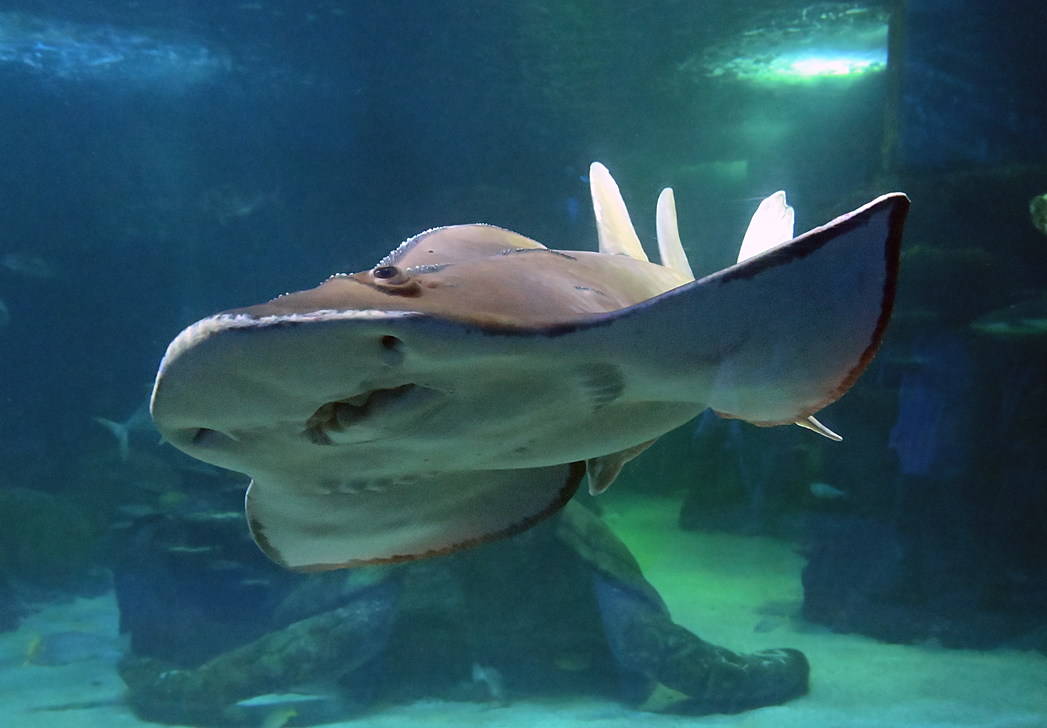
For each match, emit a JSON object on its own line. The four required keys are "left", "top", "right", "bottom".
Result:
{"left": 2, "top": 494, "right": 1046, "bottom": 727}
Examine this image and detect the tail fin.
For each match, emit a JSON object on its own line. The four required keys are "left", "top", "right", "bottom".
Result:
{"left": 92, "top": 417, "right": 130, "bottom": 461}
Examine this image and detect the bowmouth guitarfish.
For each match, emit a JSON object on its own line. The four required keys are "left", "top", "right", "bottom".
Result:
{"left": 151, "top": 164, "right": 908, "bottom": 571}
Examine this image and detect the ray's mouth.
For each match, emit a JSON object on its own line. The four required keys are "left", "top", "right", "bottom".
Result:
{"left": 305, "top": 384, "right": 434, "bottom": 445}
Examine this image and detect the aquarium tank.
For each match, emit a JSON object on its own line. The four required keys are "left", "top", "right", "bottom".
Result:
{"left": 1, "top": 1, "right": 1045, "bottom": 726}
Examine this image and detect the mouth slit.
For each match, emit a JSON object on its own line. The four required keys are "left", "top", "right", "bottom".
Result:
{"left": 305, "top": 384, "right": 419, "bottom": 444}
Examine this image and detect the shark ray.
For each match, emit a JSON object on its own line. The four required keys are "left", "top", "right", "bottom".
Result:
{"left": 151, "top": 163, "right": 908, "bottom": 571}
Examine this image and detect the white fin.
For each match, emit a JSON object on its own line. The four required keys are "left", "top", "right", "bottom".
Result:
{"left": 738, "top": 191, "right": 794, "bottom": 263}
{"left": 589, "top": 162, "right": 648, "bottom": 262}
{"left": 655, "top": 188, "right": 695, "bottom": 281}
{"left": 795, "top": 415, "right": 842, "bottom": 442}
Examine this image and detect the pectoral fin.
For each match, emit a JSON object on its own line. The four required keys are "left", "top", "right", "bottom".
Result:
{"left": 245, "top": 463, "right": 585, "bottom": 571}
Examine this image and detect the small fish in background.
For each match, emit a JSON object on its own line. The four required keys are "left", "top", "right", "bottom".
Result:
{"left": 238, "top": 578, "right": 272, "bottom": 588}
{"left": 92, "top": 397, "right": 160, "bottom": 461}
{"left": 165, "top": 545, "right": 219, "bottom": 555}
{"left": 753, "top": 616, "right": 786, "bottom": 633}
{"left": 753, "top": 599, "right": 799, "bottom": 634}
{"left": 471, "top": 662, "right": 506, "bottom": 702}
{"left": 0, "top": 298, "right": 10, "bottom": 329}
{"left": 22, "top": 631, "right": 127, "bottom": 667}
{"left": 970, "top": 294, "right": 1047, "bottom": 337}
{"left": 260, "top": 707, "right": 298, "bottom": 728}
{"left": 553, "top": 652, "right": 591, "bottom": 672}
{"left": 230, "top": 692, "right": 339, "bottom": 726}
{"left": 809, "top": 482, "right": 849, "bottom": 501}
{"left": 201, "top": 183, "right": 279, "bottom": 224}
{"left": 0, "top": 252, "right": 55, "bottom": 279}
{"left": 27, "top": 697, "right": 125, "bottom": 713}
{"left": 185, "top": 510, "right": 244, "bottom": 523}
{"left": 22, "top": 634, "right": 43, "bottom": 666}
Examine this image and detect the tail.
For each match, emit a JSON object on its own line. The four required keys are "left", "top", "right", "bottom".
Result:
{"left": 92, "top": 417, "right": 130, "bottom": 461}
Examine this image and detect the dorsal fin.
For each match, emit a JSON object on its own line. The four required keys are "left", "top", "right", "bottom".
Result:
{"left": 738, "top": 191, "right": 795, "bottom": 263}
{"left": 589, "top": 162, "right": 648, "bottom": 262}
{"left": 655, "top": 188, "right": 695, "bottom": 281}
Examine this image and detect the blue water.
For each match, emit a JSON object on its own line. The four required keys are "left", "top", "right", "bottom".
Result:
{"left": 1, "top": 1, "right": 1046, "bottom": 725}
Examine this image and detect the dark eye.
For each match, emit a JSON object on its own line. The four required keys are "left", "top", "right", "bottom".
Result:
{"left": 366, "top": 264, "right": 418, "bottom": 295}
{"left": 373, "top": 265, "right": 401, "bottom": 279}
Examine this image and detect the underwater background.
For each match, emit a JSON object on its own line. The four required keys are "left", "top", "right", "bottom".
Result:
{"left": 1, "top": 0, "right": 1046, "bottom": 726}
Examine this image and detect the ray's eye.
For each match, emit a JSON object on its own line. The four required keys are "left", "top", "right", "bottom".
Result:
{"left": 367, "top": 264, "right": 419, "bottom": 295}
{"left": 373, "top": 265, "right": 404, "bottom": 281}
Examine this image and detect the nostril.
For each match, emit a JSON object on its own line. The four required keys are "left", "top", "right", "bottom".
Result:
{"left": 380, "top": 335, "right": 405, "bottom": 366}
